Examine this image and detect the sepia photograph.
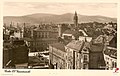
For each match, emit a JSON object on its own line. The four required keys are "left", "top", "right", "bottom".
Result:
{"left": 3, "top": 2, "right": 117, "bottom": 70}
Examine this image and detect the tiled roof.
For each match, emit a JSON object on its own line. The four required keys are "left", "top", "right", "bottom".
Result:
{"left": 63, "top": 30, "right": 85, "bottom": 36}
{"left": 66, "top": 40, "right": 84, "bottom": 52}
{"left": 93, "top": 35, "right": 114, "bottom": 44}
{"left": 63, "top": 30, "right": 74, "bottom": 34}
{"left": 23, "top": 38, "right": 32, "bottom": 41}
{"left": 50, "top": 42, "right": 65, "bottom": 52}
{"left": 106, "top": 36, "right": 114, "bottom": 42}
{"left": 34, "top": 27, "right": 52, "bottom": 31}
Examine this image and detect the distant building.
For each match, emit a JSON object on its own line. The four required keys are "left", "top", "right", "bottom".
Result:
{"left": 62, "top": 29, "right": 92, "bottom": 42}
{"left": 73, "top": 11, "right": 78, "bottom": 28}
{"left": 78, "top": 30, "right": 92, "bottom": 42}
{"left": 31, "top": 24, "right": 58, "bottom": 51}
{"left": 14, "top": 30, "right": 23, "bottom": 39}
{"left": 58, "top": 24, "right": 62, "bottom": 37}
{"left": 61, "top": 11, "right": 92, "bottom": 42}
{"left": 49, "top": 43, "right": 66, "bottom": 69}
{"left": 62, "top": 29, "right": 78, "bottom": 40}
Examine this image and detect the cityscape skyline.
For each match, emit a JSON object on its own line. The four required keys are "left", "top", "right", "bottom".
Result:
{"left": 3, "top": 8, "right": 117, "bottom": 69}
{"left": 4, "top": 2, "right": 117, "bottom": 18}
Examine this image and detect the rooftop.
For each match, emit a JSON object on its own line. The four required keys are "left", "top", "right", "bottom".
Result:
{"left": 50, "top": 42, "right": 65, "bottom": 52}
{"left": 93, "top": 35, "right": 114, "bottom": 44}
{"left": 23, "top": 37, "right": 32, "bottom": 41}
{"left": 63, "top": 29, "right": 74, "bottom": 35}
{"left": 66, "top": 40, "right": 84, "bottom": 52}
{"left": 63, "top": 30, "right": 85, "bottom": 37}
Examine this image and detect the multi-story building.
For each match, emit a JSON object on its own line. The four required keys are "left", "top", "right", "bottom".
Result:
{"left": 103, "top": 46, "right": 117, "bottom": 70}
{"left": 31, "top": 24, "right": 58, "bottom": 51}
{"left": 49, "top": 43, "right": 66, "bottom": 69}
{"left": 89, "top": 43, "right": 105, "bottom": 69}
{"left": 103, "top": 35, "right": 117, "bottom": 70}
{"left": 93, "top": 34, "right": 117, "bottom": 69}
{"left": 65, "top": 40, "right": 90, "bottom": 69}
{"left": 65, "top": 40, "right": 105, "bottom": 69}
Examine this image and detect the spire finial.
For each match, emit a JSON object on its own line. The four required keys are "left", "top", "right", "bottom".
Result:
{"left": 75, "top": 11, "right": 77, "bottom": 15}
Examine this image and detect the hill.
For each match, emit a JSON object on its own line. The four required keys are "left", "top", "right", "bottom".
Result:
{"left": 3, "top": 13, "right": 117, "bottom": 26}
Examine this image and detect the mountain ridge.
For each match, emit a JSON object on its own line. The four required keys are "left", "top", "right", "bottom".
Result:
{"left": 4, "top": 13, "right": 117, "bottom": 26}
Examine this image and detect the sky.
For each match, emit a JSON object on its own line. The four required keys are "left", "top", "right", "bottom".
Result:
{"left": 3, "top": 2, "right": 117, "bottom": 18}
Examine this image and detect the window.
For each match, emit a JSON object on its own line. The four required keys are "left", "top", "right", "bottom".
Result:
{"left": 83, "top": 49, "right": 87, "bottom": 52}
{"left": 83, "top": 54, "right": 88, "bottom": 62}
{"left": 83, "top": 63, "right": 88, "bottom": 69}
{"left": 112, "top": 62, "right": 114, "bottom": 68}
{"left": 37, "top": 32, "right": 39, "bottom": 38}
{"left": 42, "top": 33, "right": 44, "bottom": 38}
{"left": 39, "top": 32, "right": 42, "bottom": 38}
{"left": 47, "top": 32, "right": 49, "bottom": 38}
{"left": 107, "top": 62, "right": 109, "bottom": 65}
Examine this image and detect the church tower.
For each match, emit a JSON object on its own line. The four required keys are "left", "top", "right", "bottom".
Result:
{"left": 73, "top": 11, "right": 78, "bottom": 28}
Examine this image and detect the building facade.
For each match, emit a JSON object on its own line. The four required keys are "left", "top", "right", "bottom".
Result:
{"left": 103, "top": 46, "right": 117, "bottom": 70}
{"left": 65, "top": 40, "right": 90, "bottom": 69}
{"left": 49, "top": 43, "right": 66, "bottom": 69}
{"left": 31, "top": 25, "right": 58, "bottom": 51}
{"left": 89, "top": 43, "right": 105, "bottom": 69}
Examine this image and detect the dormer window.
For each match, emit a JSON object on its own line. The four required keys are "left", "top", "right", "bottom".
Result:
{"left": 82, "top": 48, "right": 89, "bottom": 54}
{"left": 83, "top": 49, "right": 87, "bottom": 51}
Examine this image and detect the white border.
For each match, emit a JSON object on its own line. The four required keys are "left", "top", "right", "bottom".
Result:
{"left": 0, "top": 0, "right": 120, "bottom": 76}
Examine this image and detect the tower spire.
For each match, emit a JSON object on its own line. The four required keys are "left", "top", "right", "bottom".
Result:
{"left": 73, "top": 11, "right": 78, "bottom": 29}
{"left": 75, "top": 11, "right": 77, "bottom": 16}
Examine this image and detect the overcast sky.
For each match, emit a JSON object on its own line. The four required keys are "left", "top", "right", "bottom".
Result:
{"left": 3, "top": 2, "right": 117, "bottom": 18}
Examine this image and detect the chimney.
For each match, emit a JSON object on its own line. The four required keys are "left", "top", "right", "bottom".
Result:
{"left": 10, "top": 22, "right": 12, "bottom": 28}
{"left": 102, "top": 35, "right": 106, "bottom": 45}
{"left": 17, "top": 23, "right": 19, "bottom": 28}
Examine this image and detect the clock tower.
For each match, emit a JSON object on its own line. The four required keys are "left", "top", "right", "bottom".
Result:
{"left": 73, "top": 11, "right": 78, "bottom": 28}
